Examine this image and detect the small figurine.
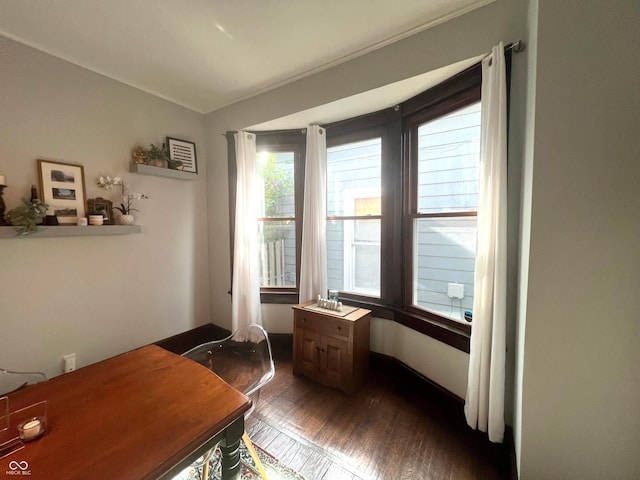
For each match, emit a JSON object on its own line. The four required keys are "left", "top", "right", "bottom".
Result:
{"left": 132, "top": 147, "right": 147, "bottom": 164}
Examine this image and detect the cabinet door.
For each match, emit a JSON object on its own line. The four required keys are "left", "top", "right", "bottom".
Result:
{"left": 319, "top": 335, "right": 349, "bottom": 389}
{"left": 296, "top": 329, "right": 320, "bottom": 380}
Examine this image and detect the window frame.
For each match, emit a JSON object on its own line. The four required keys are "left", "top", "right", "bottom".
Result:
{"left": 402, "top": 69, "right": 481, "bottom": 336}
{"left": 227, "top": 129, "right": 306, "bottom": 304}
{"left": 325, "top": 110, "right": 401, "bottom": 307}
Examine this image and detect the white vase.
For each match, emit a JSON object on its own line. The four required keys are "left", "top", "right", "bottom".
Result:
{"left": 118, "top": 214, "right": 134, "bottom": 225}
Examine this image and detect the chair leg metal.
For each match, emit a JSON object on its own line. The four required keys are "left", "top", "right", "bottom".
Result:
{"left": 202, "top": 459, "right": 210, "bottom": 480}
{"left": 242, "top": 431, "right": 269, "bottom": 480}
{"left": 197, "top": 448, "right": 214, "bottom": 480}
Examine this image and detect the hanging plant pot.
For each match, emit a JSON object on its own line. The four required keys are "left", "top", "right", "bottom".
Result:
{"left": 118, "top": 214, "right": 134, "bottom": 225}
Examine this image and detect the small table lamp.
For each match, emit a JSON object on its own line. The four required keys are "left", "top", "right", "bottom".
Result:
{"left": 0, "top": 174, "right": 9, "bottom": 226}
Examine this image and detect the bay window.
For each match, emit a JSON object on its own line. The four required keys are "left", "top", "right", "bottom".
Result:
{"left": 229, "top": 63, "right": 487, "bottom": 350}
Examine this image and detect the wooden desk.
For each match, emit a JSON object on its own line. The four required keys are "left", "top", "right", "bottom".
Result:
{"left": 0, "top": 345, "right": 251, "bottom": 479}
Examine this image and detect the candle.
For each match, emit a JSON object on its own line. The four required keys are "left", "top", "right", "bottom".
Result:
{"left": 0, "top": 175, "right": 5, "bottom": 186}
{"left": 19, "top": 418, "right": 43, "bottom": 440}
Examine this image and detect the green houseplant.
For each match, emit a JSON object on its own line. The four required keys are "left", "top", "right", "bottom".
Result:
{"left": 145, "top": 143, "right": 170, "bottom": 168}
{"left": 7, "top": 198, "right": 49, "bottom": 236}
{"left": 143, "top": 143, "right": 183, "bottom": 170}
{"left": 114, "top": 192, "right": 149, "bottom": 216}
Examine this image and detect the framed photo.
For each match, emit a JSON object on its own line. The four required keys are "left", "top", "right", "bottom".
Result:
{"left": 87, "top": 197, "right": 114, "bottom": 225}
{"left": 167, "top": 137, "right": 197, "bottom": 174}
{"left": 37, "top": 159, "right": 87, "bottom": 224}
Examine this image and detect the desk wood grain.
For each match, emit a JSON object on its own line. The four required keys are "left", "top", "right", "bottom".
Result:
{"left": 1, "top": 345, "right": 250, "bottom": 479}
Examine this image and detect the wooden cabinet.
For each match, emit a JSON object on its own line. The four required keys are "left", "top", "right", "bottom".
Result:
{"left": 292, "top": 301, "right": 371, "bottom": 394}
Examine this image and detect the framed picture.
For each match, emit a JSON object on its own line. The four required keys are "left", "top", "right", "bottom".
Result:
{"left": 37, "top": 159, "right": 87, "bottom": 225}
{"left": 87, "top": 197, "right": 114, "bottom": 225}
{"left": 167, "top": 137, "right": 197, "bottom": 174}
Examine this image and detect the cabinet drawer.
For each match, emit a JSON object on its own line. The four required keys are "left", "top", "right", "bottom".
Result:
{"left": 297, "top": 311, "right": 350, "bottom": 339}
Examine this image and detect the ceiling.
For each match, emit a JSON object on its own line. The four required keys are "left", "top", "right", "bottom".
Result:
{"left": 0, "top": 0, "right": 492, "bottom": 115}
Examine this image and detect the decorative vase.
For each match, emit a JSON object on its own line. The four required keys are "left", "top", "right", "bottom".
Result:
{"left": 118, "top": 214, "right": 134, "bottom": 225}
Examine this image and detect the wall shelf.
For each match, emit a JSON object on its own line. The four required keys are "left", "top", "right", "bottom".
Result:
{"left": 0, "top": 225, "right": 141, "bottom": 239}
{"left": 130, "top": 163, "right": 197, "bottom": 180}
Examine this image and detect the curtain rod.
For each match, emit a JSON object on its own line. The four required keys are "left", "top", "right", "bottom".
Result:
{"left": 505, "top": 40, "right": 525, "bottom": 53}
{"left": 484, "top": 40, "right": 525, "bottom": 65}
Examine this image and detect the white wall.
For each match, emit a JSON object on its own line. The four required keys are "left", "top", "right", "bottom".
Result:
{"left": 518, "top": 1, "right": 640, "bottom": 478}
{"left": 512, "top": 0, "right": 539, "bottom": 471}
{"left": 205, "top": 0, "right": 527, "bottom": 401}
{"left": 0, "top": 36, "right": 210, "bottom": 379}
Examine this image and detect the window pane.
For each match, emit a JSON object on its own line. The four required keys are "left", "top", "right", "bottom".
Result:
{"left": 353, "top": 220, "right": 380, "bottom": 294}
{"left": 256, "top": 151, "right": 295, "bottom": 218}
{"left": 413, "top": 217, "right": 476, "bottom": 322}
{"left": 326, "top": 138, "right": 381, "bottom": 297}
{"left": 327, "top": 219, "right": 380, "bottom": 297}
{"left": 258, "top": 221, "right": 296, "bottom": 287}
{"left": 417, "top": 102, "right": 481, "bottom": 214}
{"left": 327, "top": 138, "right": 381, "bottom": 217}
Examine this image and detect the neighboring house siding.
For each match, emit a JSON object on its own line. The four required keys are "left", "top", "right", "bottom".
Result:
{"left": 414, "top": 217, "right": 476, "bottom": 319}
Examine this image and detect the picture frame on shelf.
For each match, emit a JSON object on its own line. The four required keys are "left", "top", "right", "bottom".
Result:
{"left": 166, "top": 137, "right": 197, "bottom": 174}
{"left": 37, "top": 159, "right": 87, "bottom": 225}
{"left": 87, "top": 197, "right": 114, "bottom": 225}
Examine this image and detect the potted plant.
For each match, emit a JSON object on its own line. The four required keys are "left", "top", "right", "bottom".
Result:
{"left": 7, "top": 198, "right": 49, "bottom": 236}
{"left": 146, "top": 143, "right": 169, "bottom": 168}
{"left": 97, "top": 175, "right": 148, "bottom": 225}
{"left": 132, "top": 143, "right": 183, "bottom": 170}
{"left": 114, "top": 192, "right": 149, "bottom": 225}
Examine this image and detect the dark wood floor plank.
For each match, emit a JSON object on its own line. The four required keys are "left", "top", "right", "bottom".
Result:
{"left": 250, "top": 347, "right": 510, "bottom": 480}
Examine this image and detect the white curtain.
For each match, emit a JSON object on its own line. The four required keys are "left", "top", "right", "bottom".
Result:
{"left": 299, "top": 125, "right": 327, "bottom": 302}
{"left": 465, "top": 42, "right": 507, "bottom": 443}
{"left": 232, "top": 131, "right": 263, "bottom": 331}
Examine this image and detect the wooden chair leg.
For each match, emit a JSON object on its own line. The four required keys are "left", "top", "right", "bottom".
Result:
{"left": 242, "top": 431, "right": 269, "bottom": 480}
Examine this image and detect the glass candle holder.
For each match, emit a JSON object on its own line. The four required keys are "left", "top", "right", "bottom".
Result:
{"left": 17, "top": 416, "right": 46, "bottom": 441}
{"left": 12, "top": 400, "right": 47, "bottom": 443}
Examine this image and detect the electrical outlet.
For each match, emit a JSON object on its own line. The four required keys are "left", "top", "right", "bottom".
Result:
{"left": 447, "top": 282, "right": 465, "bottom": 299}
{"left": 62, "top": 353, "right": 76, "bottom": 373}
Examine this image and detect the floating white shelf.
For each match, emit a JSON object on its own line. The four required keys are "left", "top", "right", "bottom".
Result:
{"left": 0, "top": 225, "right": 142, "bottom": 239}
{"left": 130, "top": 163, "right": 197, "bottom": 180}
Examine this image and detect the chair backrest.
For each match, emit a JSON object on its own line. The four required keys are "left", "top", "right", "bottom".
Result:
{"left": 0, "top": 369, "right": 47, "bottom": 397}
{"left": 182, "top": 324, "right": 275, "bottom": 398}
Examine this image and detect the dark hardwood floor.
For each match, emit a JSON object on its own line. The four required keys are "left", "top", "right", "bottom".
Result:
{"left": 245, "top": 346, "right": 511, "bottom": 480}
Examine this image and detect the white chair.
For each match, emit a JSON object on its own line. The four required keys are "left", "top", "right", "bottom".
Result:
{"left": 0, "top": 369, "right": 47, "bottom": 397}
{"left": 182, "top": 324, "right": 275, "bottom": 480}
